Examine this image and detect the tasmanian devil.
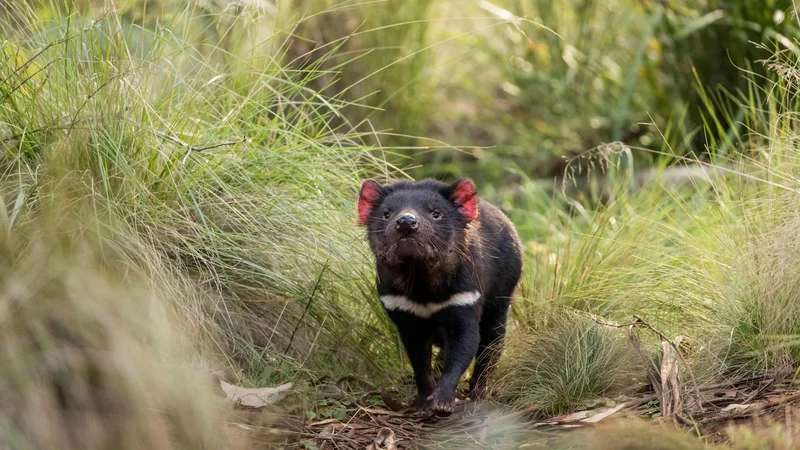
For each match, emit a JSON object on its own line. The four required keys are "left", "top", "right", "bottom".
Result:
{"left": 357, "top": 178, "right": 523, "bottom": 415}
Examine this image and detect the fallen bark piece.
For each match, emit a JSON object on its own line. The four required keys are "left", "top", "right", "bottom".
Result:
{"left": 546, "top": 409, "right": 591, "bottom": 424}
{"left": 581, "top": 403, "right": 628, "bottom": 423}
{"left": 659, "top": 340, "right": 683, "bottom": 422}
{"left": 543, "top": 401, "right": 630, "bottom": 426}
{"left": 218, "top": 379, "right": 292, "bottom": 409}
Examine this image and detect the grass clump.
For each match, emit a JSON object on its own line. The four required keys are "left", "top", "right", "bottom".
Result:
{"left": 0, "top": 0, "right": 404, "bottom": 413}
{"left": 499, "top": 46, "right": 800, "bottom": 412}
{"left": 0, "top": 214, "right": 236, "bottom": 449}
{"left": 698, "top": 192, "right": 800, "bottom": 379}
{"left": 0, "top": 2, "right": 409, "bottom": 444}
{"left": 494, "top": 312, "right": 642, "bottom": 415}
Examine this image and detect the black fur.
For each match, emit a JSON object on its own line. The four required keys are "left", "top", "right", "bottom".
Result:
{"left": 358, "top": 178, "right": 523, "bottom": 415}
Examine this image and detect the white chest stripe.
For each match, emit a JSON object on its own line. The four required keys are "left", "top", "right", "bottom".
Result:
{"left": 379, "top": 291, "right": 481, "bottom": 319}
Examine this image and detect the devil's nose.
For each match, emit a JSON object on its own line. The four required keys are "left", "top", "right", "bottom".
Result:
{"left": 395, "top": 213, "right": 418, "bottom": 233}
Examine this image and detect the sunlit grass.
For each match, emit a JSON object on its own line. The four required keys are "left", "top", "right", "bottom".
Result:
{"left": 4, "top": 1, "right": 800, "bottom": 448}
{"left": 0, "top": 0, "right": 404, "bottom": 420}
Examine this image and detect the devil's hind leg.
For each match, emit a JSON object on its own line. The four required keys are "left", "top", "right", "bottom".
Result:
{"left": 470, "top": 296, "right": 511, "bottom": 399}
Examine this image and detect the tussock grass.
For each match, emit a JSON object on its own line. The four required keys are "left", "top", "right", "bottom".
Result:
{"left": 0, "top": 211, "right": 235, "bottom": 449}
{"left": 498, "top": 44, "right": 800, "bottom": 414}
{"left": 1, "top": 0, "right": 402, "bottom": 418}
{"left": 283, "top": 1, "right": 800, "bottom": 183}
{"left": 692, "top": 189, "right": 800, "bottom": 379}
{"left": 494, "top": 312, "right": 642, "bottom": 414}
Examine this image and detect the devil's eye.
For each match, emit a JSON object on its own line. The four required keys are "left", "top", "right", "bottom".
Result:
{"left": 431, "top": 210, "right": 442, "bottom": 220}
{"left": 383, "top": 211, "right": 391, "bottom": 219}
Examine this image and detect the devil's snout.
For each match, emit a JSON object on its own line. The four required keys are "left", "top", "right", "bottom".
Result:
{"left": 395, "top": 213, "right": 418, "bottom": 234}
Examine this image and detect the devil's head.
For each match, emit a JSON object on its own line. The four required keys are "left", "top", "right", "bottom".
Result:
{"left": 357, "top": 178, "right": 478, "bottom": 270}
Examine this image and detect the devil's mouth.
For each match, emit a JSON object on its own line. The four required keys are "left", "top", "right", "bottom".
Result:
{"left": 387, "top": 237, "right": 426, "bottom": 256}
{"left": 394, "top": 238, "right": 419, "bottom": 248}
{"left": 397, "top": 236, "right": 425, "bottom": 248}
{"left": 378, "top": 238, "right": 435, "bottom": 266}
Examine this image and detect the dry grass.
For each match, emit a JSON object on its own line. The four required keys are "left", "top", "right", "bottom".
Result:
{"left": 0, "top": 209, "right": 234, "bottom": 449}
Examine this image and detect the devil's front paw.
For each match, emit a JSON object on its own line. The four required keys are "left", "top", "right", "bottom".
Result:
{"left": 426, "top": 390, "right": 455, "bottom": 416}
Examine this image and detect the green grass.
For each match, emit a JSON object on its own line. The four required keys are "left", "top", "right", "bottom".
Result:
{"left": 504, "top": 71, "right": 800, "bottom": 393}
{"left": 0, "top": 0, "right": 407, "bottom": 412}
{"left": 494, "top": 312, "right": 642, "bottom": 414}
{"left": 277, "top": 0, "right": 800, "bottom": 185}
{"left": 4, "top": 1, "right": 800, "bottom": 449}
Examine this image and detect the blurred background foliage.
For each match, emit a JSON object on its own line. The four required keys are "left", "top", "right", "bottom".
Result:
{"left": 287, "top": 0, "right": 800, "bottom": 185}
{"left": 12, "top": 0, "right": 798, "bottom": 186}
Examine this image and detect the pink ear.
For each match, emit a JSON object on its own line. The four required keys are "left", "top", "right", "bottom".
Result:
{"left": 357, "top": 180, "right": 382, "bottom": 224}
{"left": 450, "top": 179, "right": 478, "bottom": 222}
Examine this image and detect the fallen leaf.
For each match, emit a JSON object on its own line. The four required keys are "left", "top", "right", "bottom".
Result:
{"left": 721, "top": 403, "right": 753, "bottom": 414}
{"left": 366, "top": 427, "right": 397, "bottom": 450}
{"left": 218, "top": 379, "right": 292, "bottom": 409}
{"left": 381, "top": 390, "right": 406, "bottom": 412}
